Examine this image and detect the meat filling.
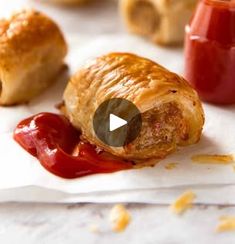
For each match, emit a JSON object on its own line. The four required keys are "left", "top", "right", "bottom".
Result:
{"left": 130, "top": 0, "right": 160, "bottom": 36}
{"left": 126, "top": 102, "right": 188, "bottom": 159}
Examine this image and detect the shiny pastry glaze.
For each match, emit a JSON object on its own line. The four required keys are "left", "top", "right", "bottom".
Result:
{"left": 64, "top": 53, "right": 204, "bottom": 161}
{"left": 185, "top": 0, "right": 235, "bottom": 104}
{"left": 0, "top": 9, "right": 67, "bottom": 105}
{"left": 13, "top": 113, "right": 133, "bottom": 179}
{"left": 0, "top": 9, "right": 67, "bottom": 56}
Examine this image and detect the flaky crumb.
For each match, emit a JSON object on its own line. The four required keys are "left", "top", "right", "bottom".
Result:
{"left": 216, "top": 216, "right": 235, "bottom": 232}
{"left": 109, "top": 204, "right": 131, "bottom": 232}
{"left": 191, "top": 154, "right": 235, "bottom": 164}
{"left": 170, "top": 190, "right": 196, "bottom": 214}
{"left": 165, "top": 162, "right": 178, "bottom": 170}
{"left": 232, "top": 164, "right": 235, "bottom": 172}
{"left": 88, "top": 224, "right": 99, "bottom": 233}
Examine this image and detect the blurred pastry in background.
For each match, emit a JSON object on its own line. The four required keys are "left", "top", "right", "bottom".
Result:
{"left": 120, "top": 0, "right": 197, "bottom": 45}
{"left": 44, "top": 0, "right": 91, "bottom": 6}
{"left": 0, "top": 9, "right": 67, "bottom": 106}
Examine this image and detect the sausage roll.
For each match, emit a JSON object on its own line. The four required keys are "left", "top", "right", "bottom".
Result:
{"left": 120, "top": 0, "right": 197, "bottom": 45}
{"left": 0, "top": 9, "right": 67, "bottom": 106}
{"left": 63, "top": 53, "right": 204, "bottom": 161}
{"left": 45, "top": 0, "right": 90, "bottom": 5}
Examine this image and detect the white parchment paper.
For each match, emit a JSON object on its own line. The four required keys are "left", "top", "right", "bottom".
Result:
{"left": 0, "top": 35, "right": 235, "bottom": 203}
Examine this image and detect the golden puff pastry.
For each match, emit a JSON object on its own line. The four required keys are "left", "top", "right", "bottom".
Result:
{"left": 63, "top": 53, "right": 204, "bottom": 161}
{"left": 120, "top": 0, "right": 197, "bottom": 45}
{"left": 0, "top": 9, "right": 67, "bottom": 106}
{"left": 45, "top": 0, "right": 90, "bottom": 5}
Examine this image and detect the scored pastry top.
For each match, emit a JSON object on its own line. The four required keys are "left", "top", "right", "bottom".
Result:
{"left": 65, "top": 52, "right": 200, "bottom": 113}
{"left": 64, "top": 52, "right": 204, "bottom": 160}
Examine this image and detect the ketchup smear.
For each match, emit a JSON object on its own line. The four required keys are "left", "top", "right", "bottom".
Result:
{"left": 13, "top": 113, "right": 133, "bottom": 179}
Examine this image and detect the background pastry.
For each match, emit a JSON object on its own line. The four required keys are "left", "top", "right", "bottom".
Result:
{"left": 0, "top": 9, "right": 67, "bottom": 105}
{"left": 43, "top": 0, "right": 91, "bottom": 5}
{"left": 120, "top": 0, "right": 197, "bottom": 45}
{"left": 63, "top": 53, "right": 204, "bottom": 161}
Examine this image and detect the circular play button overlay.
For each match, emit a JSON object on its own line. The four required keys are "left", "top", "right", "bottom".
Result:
{"left": 93, "top": 98, "right": 142, "bottom": 147}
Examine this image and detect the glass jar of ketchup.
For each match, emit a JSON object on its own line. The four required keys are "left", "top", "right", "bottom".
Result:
{"left": 185, "top": 0, "right": 235, "bottom": 104}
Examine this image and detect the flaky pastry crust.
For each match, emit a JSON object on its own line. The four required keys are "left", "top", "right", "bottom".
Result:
{"left": 63, "top": 53, "right": 204, "bottom": 161}
{"left": 0, "top": 9, "right": 67, "bottom": 105}
{"left": 120, "top": 0, "right": 197, "bottom": 45}
{"left": 45, "top": 0, "right": 90, "bottom": 5}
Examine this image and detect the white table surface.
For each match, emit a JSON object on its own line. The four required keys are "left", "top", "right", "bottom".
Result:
{"left": 1, "top": 0, "right": 235, "bottom": 243}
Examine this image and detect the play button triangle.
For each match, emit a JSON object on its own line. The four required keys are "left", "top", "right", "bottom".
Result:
{"left": 93, "top": 98, "right": 142, "bottom": 147}
{"left": 109, "top": 113, "right": 127, "bottom": 132}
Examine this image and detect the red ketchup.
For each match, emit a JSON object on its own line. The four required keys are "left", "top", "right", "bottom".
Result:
{"left": 14, "top": 113, "right": 132, "bottom": 179}
{"left": 185, "top": 0, "right": 235, "bottom": 104}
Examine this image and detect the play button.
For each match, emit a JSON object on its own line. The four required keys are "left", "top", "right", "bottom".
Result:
{"left": 93, "top": 98, "right": 142, "bottom": 147}
{"left": 109, "top": 114, "right": 127, "bottom": 132}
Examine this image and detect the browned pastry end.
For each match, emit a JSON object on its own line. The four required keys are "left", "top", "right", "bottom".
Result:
{"left": 0, "top": 9, "right": 67, "bottom": 105}
{"left": 63, "top": 53, "right": 204, "bottom": 161}
{"left": 120, "top": 0, "right": 197, "bottom": 45}
{"left": 45, "top": 0, "right": 91, "bottom": 5}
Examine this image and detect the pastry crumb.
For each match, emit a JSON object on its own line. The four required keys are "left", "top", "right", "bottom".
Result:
{"left": 165, "top": 162, "right": 178, "bottom": 170}
{"left": 170, "top": 190, "right": 196, "bottom": 214}
{"left": 88, "top": 224, "right": 99, "bottom": 233}
{"left": 216, "top": 216, "right": 235, "bottom": 232}
{"left": 232, "top": 164, "right": 235, "bottom": 172}
{"left": 109, "top": 204, "right": 131, "bottom": 232}
{"left": 191, "top": 154, "right": 235, "bottom": 164}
